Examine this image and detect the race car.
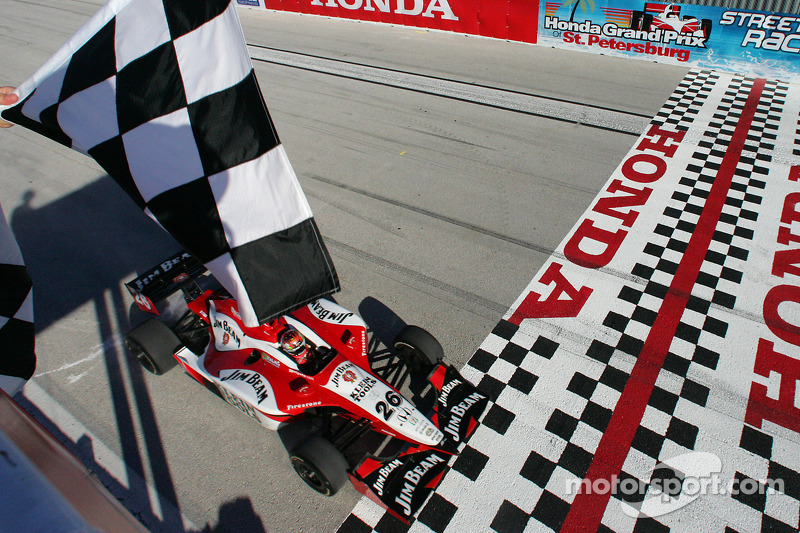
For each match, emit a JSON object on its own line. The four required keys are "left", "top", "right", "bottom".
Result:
{"left": 123, "top": 250, "right": 488, "bottom": 521}
{"left": 630, "top": 3, "right": 711, "bottom": 39}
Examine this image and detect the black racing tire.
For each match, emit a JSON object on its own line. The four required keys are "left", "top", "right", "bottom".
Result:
{"left": 700, "top": 19, "right": 712, "bottom": 39}
{"left": 640, "top": 13, "right": 653, "bottom": 31}
{"left": 290, "top": 436, "right": 348, "bottom": 496}
{"left": 125, "top": 319, "right": 180, "bottom": 375}
{"left": 630, "top": 11, "right": 643, "bottom": 30}
{"left": 393, "top": 325, "right": 444, "bottom": 372}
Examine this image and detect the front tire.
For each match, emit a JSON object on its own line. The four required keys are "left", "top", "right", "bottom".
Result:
{"left": 393, "top": 325, "right": 444, "bottom": 372}
{"left": 125, "top": 319, "right": 180, "bottom": 375}
{"left": 290, "top": 436, "right": 348, "bottom": 496}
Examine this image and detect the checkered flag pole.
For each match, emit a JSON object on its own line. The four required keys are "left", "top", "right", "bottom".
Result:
{"left": 0, "top": 0, "right": 339, "bottom": 327}
{"left": 0, "top": 203, "right": 35, "bottom": 395}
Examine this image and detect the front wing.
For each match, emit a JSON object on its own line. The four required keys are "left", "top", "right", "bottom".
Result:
{"left": 350, "top": 365, "right": 488, "bottom": 522}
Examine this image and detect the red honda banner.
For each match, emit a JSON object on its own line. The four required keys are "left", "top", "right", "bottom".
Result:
{"left": 237, "top": 0, "right": 539, "bottom": 44}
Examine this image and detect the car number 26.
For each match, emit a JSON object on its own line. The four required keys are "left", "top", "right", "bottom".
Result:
{"left": 375, "top": 391, "right": 403, "bottom": 421}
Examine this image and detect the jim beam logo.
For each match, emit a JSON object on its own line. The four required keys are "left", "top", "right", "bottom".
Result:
{"left": 392, "top": 454, "right": 446, "bottom": 516}
{"left": 213, "top": 317, "right": 241, "bottom": 349}
{"left": 372, "top": 458, "right": 402, "bottom": 497}
{"left": 220, "top": 369, "right": 269, "bottom": 404}
{"left": 131, "top": 252, "right": 192, "bottom": 292}
{"left": 310, "top": 300, "right": 354, "bottom": 324}
{"left": 330, "top": 362, "right": 358, "bottom": 388}
{"left": 442, "top": 391, "right": 485, "bottom": 442}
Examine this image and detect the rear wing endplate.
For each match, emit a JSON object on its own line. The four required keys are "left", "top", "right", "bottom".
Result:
{"left": 124, "top": 250, "right": 207, "bottom": 315}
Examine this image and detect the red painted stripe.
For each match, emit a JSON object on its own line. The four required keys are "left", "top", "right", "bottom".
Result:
{"left": 560, "top": 78, "right": 766, "bottom": 533}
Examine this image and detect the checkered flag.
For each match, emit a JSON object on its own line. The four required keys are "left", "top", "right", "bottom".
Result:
{"left": 0, "top": 0, "right": 339, "bottom": 327}
{"left": 0, "top": 204, "right": 35, "bottom": 395}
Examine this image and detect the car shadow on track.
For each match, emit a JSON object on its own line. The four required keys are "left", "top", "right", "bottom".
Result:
{"left": 359, "top": 297, "right": 440, "bottom": 411}
{"left": 9, "top": 176, "right": 264, "bottom": 532}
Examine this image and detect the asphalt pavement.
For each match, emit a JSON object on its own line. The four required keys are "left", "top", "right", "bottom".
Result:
{"left": 0, "top": 2, "right": 688, "bottom": 530}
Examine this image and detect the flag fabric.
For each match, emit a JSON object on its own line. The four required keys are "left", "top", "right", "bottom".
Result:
{"left": 0, "top": 0, "right": 339, "bottom": 327}
{"left": 0, "top": 204, "right": 34, "bottom": 395}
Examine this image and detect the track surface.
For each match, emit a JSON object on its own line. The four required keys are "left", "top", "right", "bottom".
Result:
{"left": 342, "top": 69, "right": 800, "bottom": 533}
{"left": 0, "top": 2, "right": 688, "bottom": 531}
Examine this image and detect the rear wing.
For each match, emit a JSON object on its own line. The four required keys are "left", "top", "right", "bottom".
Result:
{"left": 125, "top": 250, "right": 208, "bottom": 315}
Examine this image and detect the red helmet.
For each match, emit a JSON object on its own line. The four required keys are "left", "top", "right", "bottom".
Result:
{"left": 280, "top": 329, "right": 310, "bottom": 364}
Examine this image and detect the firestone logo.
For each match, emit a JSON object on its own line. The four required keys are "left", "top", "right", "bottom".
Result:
{"left": 310, "top": 0, "right": 457, "bottom": 20}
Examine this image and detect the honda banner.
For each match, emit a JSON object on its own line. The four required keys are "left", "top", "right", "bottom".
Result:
{"left": 236, "top": 0, "right": 539, "bottom": 44}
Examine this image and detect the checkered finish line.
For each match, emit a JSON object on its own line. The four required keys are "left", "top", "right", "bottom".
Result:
{"left": 0, "top": 0, "right": 339, "bottom": 328}
{"left": 340, "top": 70, "right": 800, "bottom": 532}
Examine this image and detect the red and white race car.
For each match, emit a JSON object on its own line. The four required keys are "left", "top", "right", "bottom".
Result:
{"left": 630, "top": 3, "right": 711, "bottom": 39}
{"left": 123, "top": 251, "right": 487, "bottom": 521}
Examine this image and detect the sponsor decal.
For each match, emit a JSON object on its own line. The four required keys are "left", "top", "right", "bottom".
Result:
{"left": 213, "top": 316, "right": 242, "bottom": 349}
{"left": 264, "top": 353, "right": 281, "bottom": 368}
{"left": 220, "top": 369, "right": 270, "bottom": 404}
{"left": 350, "top": 376, "right": 377, "bottom": 402}
{"left": 438, "top": 378, "right": 461, "bottom": 406}
{"left": 442, "top": 391, "right": 486, "bottom": 442}
{"left": 343, "top": 370, "right": 357, "bottom": 382}
{"left": 372, "top": 459, "right": 402, "bottom": 497}
{"left": 285, "top": 401, "right": 322, "bottom": 410}
{"left": 132, "top": 291, "right": 155, "bottom": 312}
{"left": 743, "top": 164, "right": 800, "bottom": 433}
{"left": 309, "top": 0, "right": 458, "bottom": 21}
{"left": 309, "top": 300, "right": 355, "bottom": 324}
{"left": 218, "top": 385, "right": 260, "bottom": 421}
{"left": 131, "top": 252, "right": 192, "bottom": 292}
{"left": 396, "top": 406, "right": 419, "bottom": 426}
{"left": 330, "top": 361, "right": 356, "bottom": 388}
{"left": 510, "top": 123, "right": 684, "bottom": 324}
{"left": 393, "top": 454, "right": 446, "bottom": 516}
{"left": 237, "top": 0, "right": 261, "bottom": 5}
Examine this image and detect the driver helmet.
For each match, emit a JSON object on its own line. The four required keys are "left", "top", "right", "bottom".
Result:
{"left": 280, "top": 328, "right": 311, "bottom": 365}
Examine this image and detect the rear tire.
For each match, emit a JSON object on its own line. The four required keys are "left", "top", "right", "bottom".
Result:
{"left": 393, "top": 325, "right": 444, "bottom": 372}
{"left": 630, "top": 11, "right": 643, "bottom": 30}
{"left": 640, "top": 13, "right": 653, "bottom": 31}
{"left": 290, "top": 436, "right": 348, "bottom": 496}
{"left": 700, "top": 19, "right": 711, "bottom": 39}
{"left": 125, "top": 319, "right": 180, "bottom": 375}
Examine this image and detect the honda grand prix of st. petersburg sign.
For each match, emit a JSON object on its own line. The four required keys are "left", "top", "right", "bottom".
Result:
{"left": 540, "top": 1, "right": 800, "bottom": 80}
